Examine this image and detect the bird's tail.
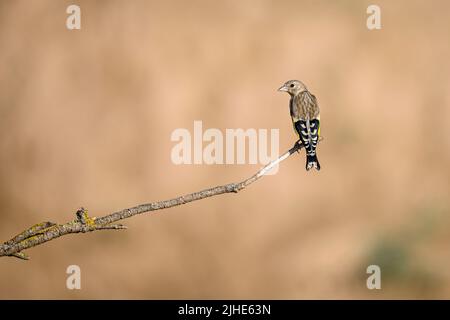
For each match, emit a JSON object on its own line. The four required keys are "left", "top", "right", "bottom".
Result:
{"left": 306, "top": 154, "right": 321, "bottom": 171}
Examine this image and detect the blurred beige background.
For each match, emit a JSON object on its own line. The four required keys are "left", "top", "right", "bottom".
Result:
{"left": 0, "top": 0, "right": 449, "bottom": 299}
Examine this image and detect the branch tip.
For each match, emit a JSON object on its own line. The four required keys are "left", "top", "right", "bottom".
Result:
{"left": 10, "top": 252, "right": 30, "bottom": 260}
{"left": 96, "top": 224, "right": 128, "bottom": 230}
{"left": 76, "top": 207, "right": 87, "bottom": 224}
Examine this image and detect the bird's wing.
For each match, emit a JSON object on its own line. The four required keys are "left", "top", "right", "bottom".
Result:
{"left": 311, "top": 94, "right": 320, "bottom": 136}
{"left": 310, "top": 93, "right": 320, "bottom": 118}
{"left": 305, "top": 115, "right": 313, "bottom": 146}
{"left": 289, "top": 96, "right": 301, "bottom": 122}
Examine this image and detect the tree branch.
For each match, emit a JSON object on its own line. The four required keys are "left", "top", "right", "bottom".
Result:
{"left": 0, "top": 142, "right": 303, "bottom": 260}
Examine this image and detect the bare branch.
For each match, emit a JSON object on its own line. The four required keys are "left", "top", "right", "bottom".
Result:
{"left": 0, "top": 142, "right": 304, "bottom": 260}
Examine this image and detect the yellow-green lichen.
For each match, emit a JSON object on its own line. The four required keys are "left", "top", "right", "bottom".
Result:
{"left": 81, "top": 209, "right": 96, "bottom": 227}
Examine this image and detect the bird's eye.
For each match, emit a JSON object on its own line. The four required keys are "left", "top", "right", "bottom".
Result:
{"left": 290, "top": 84, "right": 295, "bottom": 88}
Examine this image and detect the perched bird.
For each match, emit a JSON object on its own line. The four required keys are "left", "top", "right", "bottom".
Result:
{"left": 278, "top": 80, "right": 321, "bottom": 171}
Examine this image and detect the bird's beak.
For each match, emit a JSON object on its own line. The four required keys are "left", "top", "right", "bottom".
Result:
{"left": 278, "top": 85, "right": 288, "bottom": 92}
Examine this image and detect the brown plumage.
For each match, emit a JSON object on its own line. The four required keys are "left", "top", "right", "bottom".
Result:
{"left": 278, "top": 80, "right": 321, "bottom": 171}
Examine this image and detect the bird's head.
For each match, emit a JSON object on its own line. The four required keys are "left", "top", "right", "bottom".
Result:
{"left": 278, "top": 80, "right": 307, "bottom": 96}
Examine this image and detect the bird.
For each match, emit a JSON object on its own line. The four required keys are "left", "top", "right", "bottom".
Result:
{"left": 278, "top": 80, "right": 321, "bottom": 171}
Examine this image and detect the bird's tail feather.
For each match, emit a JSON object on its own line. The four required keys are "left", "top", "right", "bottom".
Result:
{"left": 306, "top": 154, "right": 320, "bottom": 171}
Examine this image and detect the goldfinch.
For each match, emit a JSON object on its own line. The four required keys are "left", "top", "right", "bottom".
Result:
{"left": 278, "top": 80, "right": 321, "bottom": 171}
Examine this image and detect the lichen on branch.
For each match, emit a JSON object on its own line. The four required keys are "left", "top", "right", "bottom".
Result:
{"left": 0, "top": 141, "right": 304, "bottom": 260}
